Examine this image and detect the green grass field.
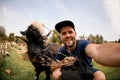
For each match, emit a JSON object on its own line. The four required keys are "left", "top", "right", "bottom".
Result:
{"left": 0, "top": 49, "right": 35, "bottom": 80}
{"left": 0, "top": 47, "right": 120, "bottom": 80}
{"left": 93, "top": 60, "right": 120, "bottom": 80}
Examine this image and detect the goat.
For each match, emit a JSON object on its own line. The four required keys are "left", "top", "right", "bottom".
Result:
{"left": 19, "top": 21, "right": 59, "bottom": 80}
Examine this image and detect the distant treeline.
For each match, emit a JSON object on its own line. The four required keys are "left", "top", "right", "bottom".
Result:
{"left": 0, "top": 26, "right": 120, "bottom": 44}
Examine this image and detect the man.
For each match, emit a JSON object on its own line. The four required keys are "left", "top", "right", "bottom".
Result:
{"left": 51, "top": 20, "right": 107, "bottom": 80}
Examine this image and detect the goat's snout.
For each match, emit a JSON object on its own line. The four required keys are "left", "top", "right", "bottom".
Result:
{"left": 20, "top": 30, "right": 28, "bottom": 35}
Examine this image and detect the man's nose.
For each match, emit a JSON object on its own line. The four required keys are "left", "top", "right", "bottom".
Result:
{"left": 66, "top": 33, "right": 70, "bottom": 37}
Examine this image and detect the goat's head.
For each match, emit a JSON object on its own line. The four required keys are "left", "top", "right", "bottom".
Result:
{"left": 20, "top": 21, "right": 47, "bottom": 46}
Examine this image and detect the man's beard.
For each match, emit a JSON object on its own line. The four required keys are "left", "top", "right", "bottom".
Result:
{"left": 65, "top": 40, "right": 75, "bottom": 48}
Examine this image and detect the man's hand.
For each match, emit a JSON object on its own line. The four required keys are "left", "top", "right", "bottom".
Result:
{"left": 50, "top": 56, "right": 76, "bottom": 71}
{"left": 62, "top": 56, "right": 76, "bottom": 66}
{"left": 50, "top": 61, "right": 63, "bottom": 71}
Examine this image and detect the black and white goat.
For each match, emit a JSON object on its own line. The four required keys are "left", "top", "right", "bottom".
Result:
{"left": 19, "top": 21, "right": 59, "bottom": 80}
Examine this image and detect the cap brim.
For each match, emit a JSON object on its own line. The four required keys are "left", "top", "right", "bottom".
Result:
{"left": 55, "top": 20, "right": 74, "bottom": 33}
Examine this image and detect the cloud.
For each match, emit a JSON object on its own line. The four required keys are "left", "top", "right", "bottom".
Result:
{"left": 52, "top": 0, "right": 75, "bottom": 20}
{"left": 103, "top": 0, "right": 120, "bottom": 37}
{"left": 0, "top": 5, "right": 33, "bottom": 36}
{"left": 0, "top": 0, "right": 119, "bottom": 40}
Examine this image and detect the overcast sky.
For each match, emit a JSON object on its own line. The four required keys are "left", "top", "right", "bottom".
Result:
{"left": 0, "top": 0, "right": 120, "bottom": 41}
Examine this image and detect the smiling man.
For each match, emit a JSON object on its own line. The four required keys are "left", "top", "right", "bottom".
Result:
{"left": 51, "top": 20, "right": 107, "bottom": 80}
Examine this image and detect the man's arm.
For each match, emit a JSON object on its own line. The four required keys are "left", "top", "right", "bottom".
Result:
{"left": 85, "top": 43, "right": 120, "bottom": 67}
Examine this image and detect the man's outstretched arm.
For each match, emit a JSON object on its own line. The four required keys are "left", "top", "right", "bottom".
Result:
{"left": 86, "top": 43, "right": 120, "bottom": 67}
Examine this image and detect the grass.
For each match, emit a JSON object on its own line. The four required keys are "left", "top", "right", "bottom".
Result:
{"left": 0, "top": 47, "right": 120, "bottom": 80}
{"left": 0, "top": 48, "right": 35, "bottom": 80}
{"left": 0, "top": 47, "right": 54, "bottom": 80}
{"left": 93, "top": 60, "right": 120, "bottom": 80}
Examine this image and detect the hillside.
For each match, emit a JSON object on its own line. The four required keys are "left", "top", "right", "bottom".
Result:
{"left": 0, "top": 43, "right": 120, "bottom": 80}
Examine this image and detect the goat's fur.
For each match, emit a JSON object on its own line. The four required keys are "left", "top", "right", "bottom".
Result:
{"left": 20, "top": 21, "right": 59, "bottom": 80}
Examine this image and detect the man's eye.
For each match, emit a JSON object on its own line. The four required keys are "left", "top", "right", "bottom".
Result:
{"left": 68, "top": 31, "right": 73, "bottom": 34}
{"left": 62, "top": 32, "right": 66, "bottom": 35}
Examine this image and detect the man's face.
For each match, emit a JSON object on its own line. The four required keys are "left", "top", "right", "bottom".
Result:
{"left": 60, "top": 26, "right": 76, "bottom": 48}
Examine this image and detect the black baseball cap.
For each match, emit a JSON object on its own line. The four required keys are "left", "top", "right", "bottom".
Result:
{"left": 55, "top": 20, "right": 75, "bottom": 33}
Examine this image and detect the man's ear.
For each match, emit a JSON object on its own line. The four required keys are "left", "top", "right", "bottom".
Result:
{"left": 75, "top": 31, "right": 77, "bottom": 37}
{"left": 59, "top": 35, "right": 62, "bottom": 41}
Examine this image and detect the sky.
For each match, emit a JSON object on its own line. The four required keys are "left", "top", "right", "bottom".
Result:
{"left": 0, "top": 0, "right": 120, "bottom": 41}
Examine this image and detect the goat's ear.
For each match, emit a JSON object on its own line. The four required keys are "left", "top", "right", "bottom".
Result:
{"left": 20, "top": 30, "right": 27, "bottom": 35}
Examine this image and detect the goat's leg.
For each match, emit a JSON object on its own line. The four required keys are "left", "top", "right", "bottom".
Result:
{"left": 34, "top": 70, "right": 41, "bottom": 80}
{"left": 44, "top": 69, "right": 51, "bottom": 80}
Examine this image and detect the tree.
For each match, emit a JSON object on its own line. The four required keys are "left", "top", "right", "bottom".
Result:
{"left": 8, "top": 33, "right": 15, "bottom": 41}
{"left": 79, "top": 35, "right": 87, "bottom": 40}
{"left": 95, "top": 34, "right": 103, "bottom": 44}
{"left": 48, "top": 30, "right": 62, "bottom": 44}
{"left": 87, "top": 34, "right": 95, "bottom": 43}
{"left": 118, "top": 38, "right": 120, "bottom": 43}
{"left": 0, "top": 26, "right": 6, "bottom": 36}
{"left": 87, "top": 34, "right": 104, "bottom": 43}
{"left": 0, "top": 26, "right": 7, "bottom": 41}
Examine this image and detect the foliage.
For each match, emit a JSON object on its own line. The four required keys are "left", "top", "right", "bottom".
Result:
{"left": 79, "top": 34, "right": 87, "bottom": 40}
{"left": 0, "top": 26, "right": 6, "bottom": 36}
{"left": 78, "top": 34, "right": 104, "bottom": 43}
{"left": 0, "top": 26, "right": 8, "bottom": 41}
{"left": 49, "top": 30, "right": 62, "bottom": 44}
{"left": 8, "top": 33, "right": 15, "bottom": 41}
{"left": 118, "top": 38, "right": 120, "bottom": 43}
